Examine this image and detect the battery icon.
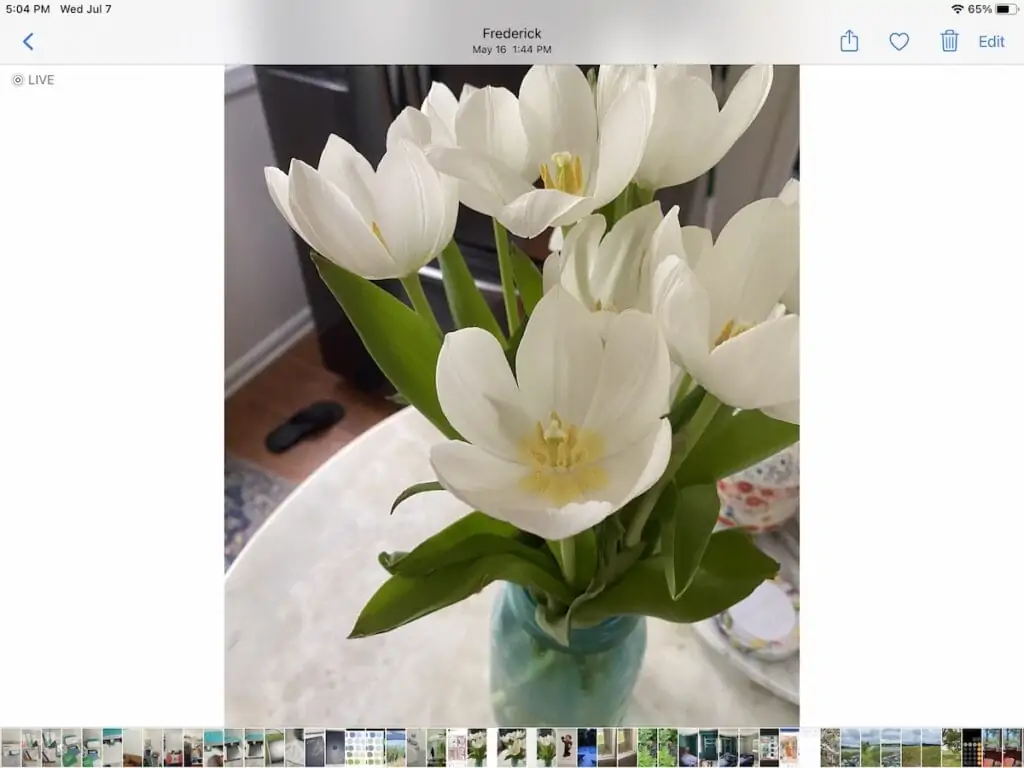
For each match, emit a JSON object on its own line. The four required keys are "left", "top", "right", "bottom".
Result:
{"left": 996, "top": 3, "right": 1018, "bottom": 13}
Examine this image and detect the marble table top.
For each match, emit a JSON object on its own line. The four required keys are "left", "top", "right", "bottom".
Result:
{"left": 225, "top": 408, "right": 799, "bottom": 726}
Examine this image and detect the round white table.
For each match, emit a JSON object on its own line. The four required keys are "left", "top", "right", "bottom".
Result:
{"left": 225, "top": 408, "right": 799, "bottom": 726}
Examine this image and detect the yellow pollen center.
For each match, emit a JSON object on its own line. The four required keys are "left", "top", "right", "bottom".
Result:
{"left": 539, "top": 152, "right": 584, "bottom": 196}
{"left": 518, "top": 411, "right": 607, "bottom": 505}
{"left": 371, "top": 221, "right": 388, "bottom": 248}
{"left": 714, "top": 319, "right": 753, "bottom": 347}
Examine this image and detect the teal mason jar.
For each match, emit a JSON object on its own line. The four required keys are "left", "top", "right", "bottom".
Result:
{"left": 489, "top": 582, "right": 647, "bottom": 725}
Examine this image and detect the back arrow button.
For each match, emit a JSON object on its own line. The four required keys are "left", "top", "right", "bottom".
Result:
{"left": 23, "top": 33, "right": 34, "bottom": 51}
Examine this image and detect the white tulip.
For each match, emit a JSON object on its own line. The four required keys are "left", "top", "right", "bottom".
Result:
{"left": 611, "top": 64, "right": 774, "bottom": 192}
{"left": 469, "top": 733, "right": 487, "bottom": 750}
{"left": 427, "top": 65, "right": 654, "bottom": 239}
{"left": 265, "top": 135, "right": 458, "bottom": 280}
{"left": 654, "top": 194, "right": 799, "bottom": 422}
{"left": 542, "top": 203, "right": 676, "bottom": 319}
{"left": 429, "top": 287, "right": 672, "bottom": 541}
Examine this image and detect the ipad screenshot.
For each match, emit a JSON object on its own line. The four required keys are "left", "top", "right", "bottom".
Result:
{"left": 1, "top": 1, "right": 1021, "bottom": 765}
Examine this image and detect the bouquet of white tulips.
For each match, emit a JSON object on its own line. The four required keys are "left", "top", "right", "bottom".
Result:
{"left": 467, "top": 732, "right": 488, "bottom": 765}
{"left": 500, "top": 731, "right": 527, "bottom": 765}
{"left": 265, "top": 64, "right": 798, "bottom": 647}
{"left": 537, "top": 733, "right": 557, "bottom": 767}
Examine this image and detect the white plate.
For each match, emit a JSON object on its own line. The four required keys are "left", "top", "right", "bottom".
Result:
{"left": 694, "top": 526, "right": 800, "bottom": 705}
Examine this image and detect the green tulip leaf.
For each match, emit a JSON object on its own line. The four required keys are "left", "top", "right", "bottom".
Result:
{"left": 349, "top": 553, "right": 575, "bottom": 638}
{"left": 572, "top": 529, "right": 779, "bottom": 626}
{"left": 312, "top": 254, "right": 458, "bottom": 440}
{"left": 665, "top": 484, "right": 721, "bottom": 599}
{"left": 390, "top": 481, "right": 444, "bottom": 515}
{"left": 379, "top": 511, "right": 553, "bottom": 579}
{"left": 383, "top": 531, "right": 559, "bottom": 579}
{"left": 675, "top": 410, "right": 798, "bottom": 486}
{"left": 437, "top": 242, "right": 505, "bottom": 342}
{"left": 510, "top": 245, "right": 545, "bottom": 315}
{"left": 504, "top": 319, "right": 529, "bottom": 373}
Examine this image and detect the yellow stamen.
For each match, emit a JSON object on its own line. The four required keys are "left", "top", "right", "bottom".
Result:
{"left": 371, "top": 221, "right": 388, "bottom": 248}
{"left": 518, "top": 411, "right": 607, "bottom": 505}
{"left": 714, "top": 319, "right": 753, "bottom": 347}
{"left": 539, "top": 152, "right": 585, "bottom": 196}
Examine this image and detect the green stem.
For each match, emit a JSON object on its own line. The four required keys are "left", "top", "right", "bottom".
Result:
{"left": 557, "top": 537, "right": 576, "bottom": 586}
{"left": 492, "top": 219, "right": 521, "bottom": 334}
{"left": 671, "top": 373, "right": 693, "bottom": 413}
{"left": 680, "top": 392, "right": 723, "bottom": 461}
{"left": 624, "top": 393, "right": 722, "bottom": 547}
{"left": 399, "top": 274, "right": 442, "bottom": 338}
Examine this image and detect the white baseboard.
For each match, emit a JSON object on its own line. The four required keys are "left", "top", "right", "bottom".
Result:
{"left": 225, "top": 307, "right": 314, "bottom": 398}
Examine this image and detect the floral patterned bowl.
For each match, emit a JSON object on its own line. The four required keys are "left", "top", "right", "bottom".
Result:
{"left": 717, "top": 444, "right": 799, "bottom": 532}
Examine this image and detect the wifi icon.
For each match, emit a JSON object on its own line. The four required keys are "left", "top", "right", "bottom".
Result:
{"left": 952, "top": 3, "right": 964, "bottom": 11}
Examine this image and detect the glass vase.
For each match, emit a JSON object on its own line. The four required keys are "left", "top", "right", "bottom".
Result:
{"left": 489, "top": 581, "right": 646, "bottom": 725}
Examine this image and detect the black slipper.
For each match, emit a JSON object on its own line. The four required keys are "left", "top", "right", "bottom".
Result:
{"left": 264, "top": 400, "right": 346, "bottom": 454}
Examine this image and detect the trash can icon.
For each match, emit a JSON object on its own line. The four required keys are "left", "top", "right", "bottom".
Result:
{"left": 941, "top": 29, "right": 959, "bottom": 52}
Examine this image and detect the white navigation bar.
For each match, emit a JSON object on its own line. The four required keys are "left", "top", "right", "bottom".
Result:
{"left": 0, "top": 0, "right": 1021, "bottom": 64}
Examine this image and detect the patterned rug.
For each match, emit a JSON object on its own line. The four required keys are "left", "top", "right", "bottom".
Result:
{"left": 225, "top": 454, "right": 296, "bottom": 570}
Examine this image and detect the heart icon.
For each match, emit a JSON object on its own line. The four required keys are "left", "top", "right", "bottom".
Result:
{"left": 890, "top": 32, "right": 910, "bottom": 50}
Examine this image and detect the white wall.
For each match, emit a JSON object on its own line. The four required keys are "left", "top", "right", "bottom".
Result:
{"left": 224, "top": 66, "right": 311, "bottom": 396}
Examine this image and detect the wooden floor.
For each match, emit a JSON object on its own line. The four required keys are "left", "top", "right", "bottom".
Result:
{"left": 225, "top": 332, "right": 397, "bottom": 484}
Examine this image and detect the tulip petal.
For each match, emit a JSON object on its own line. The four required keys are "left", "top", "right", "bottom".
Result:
{"left": 317, "top": 134, "right": 379, "bottom": 225}
{"left": 421, "top": 82, "right": 459, "bottom": 146}
{"left": 655, "top": 256, "right": 714, "bottom": 372}
{"left": 373, "top": 140, "right": 450, "bottom": 274}
{"left": 519, "top": 65, "right": 599, "bottom": 173}
{"left": 705, "top": 65, "right": 774, "bottom": 166}
{"left": 542, "top": 251, "right": 562, "bottom": 295}
{"left": 595, "top": 65, "right": 652, "bottom": 124}
{"left": 428, "top": 145, "right": 534, "bottom": 218}
{"left": 594, "top": 202, "right": 664, "bottom": 310}
{"left": 498, "top": 188, "right": 595, "bottom": 240}
{"left": 674, "top": 64, "right": 713, "bottom": 86}
{"left": 763, "top": 399, "right": 799, "bottom": 424}
{"left": 435, "top": 327, "right": 534, "bottom": 460}
{"left": 596, "top": 420, "right": 673, "bottom": 509}
{"left": 287, "top": 160, "right": 397, "bottom": 279}
{"left": 697, "top": 197, "right": 798, "bottom": 333}
{"left": 455, "top": 86, "right": 533, "bottom": 179}
{"left": 548, "top": 226, "right": 564, "bottom": 253}
{"left": 589, "top": 84, "right": 653, "bottom": 208}
{"left": 429, "top": 441, "right": 618, "bottom": 541}
{"left": 778, "top": 180, "right": 800, "bottom": 312}
{"left": 779, "top": 178, "right": 800, "bottom": 206}
{"left": 680, "top": 225, "right": 714, "bottom": 268}
{"left": 558, "top": 213, "right": 607, "bottom": 307}
{"left": 386, "top": 106, "right": 433, "bottom": 150}
{"left": 635, "top": 69, "right": 720, "bottom": 190}
{"left": 265, "top": 167, "right": 306, "bottom": 240}
{"left": 515, "top": 287, "right": 603, "bottom": 427}
{"left": 704, "top": 314, "right": 799, "bottom": 413}
{"left": 583, "top": 310, "right": 671, "bottom": 452}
